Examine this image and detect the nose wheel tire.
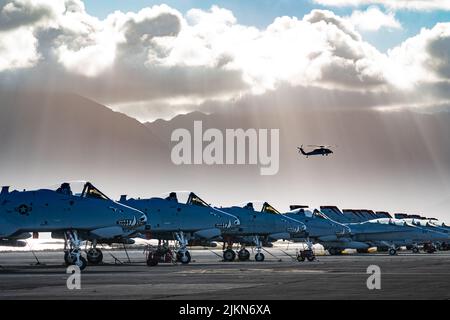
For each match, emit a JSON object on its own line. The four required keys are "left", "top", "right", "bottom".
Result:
{"left": 75, "top": 256, "right": 87, "bottom": 271}
{"left": 223, "top": 249, "right": 236, "bottom": 262}
{"left": 86, "top": 248, "right": 103, "bottom": 265}
{"left": 238, "top": 249, "right": 250, "bottom": 261}
{"left": 255, "top": 252, "right": 265, "bottom": 262}
{"left": 177, "top": 251, "right": 191, "bottom": 264}
{"left": 412, "top": 247, "right": 419, "bottom": 254}
{"left": 388, "top": 248, "right": 397, "bottom": 256}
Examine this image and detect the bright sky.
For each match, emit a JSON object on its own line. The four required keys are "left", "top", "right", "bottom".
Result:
{"left": 83, "top": 0, "right": 450, "bottom": 52}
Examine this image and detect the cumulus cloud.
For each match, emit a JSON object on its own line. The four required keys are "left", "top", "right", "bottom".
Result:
{"left": 313, "top": 0, "right": 450, "bottom": 11}
{"left": 0, "top": 0, "right": 449, "bottom": 120}
{"left": 348, "top": 6, "right": 401, "bottom": 31}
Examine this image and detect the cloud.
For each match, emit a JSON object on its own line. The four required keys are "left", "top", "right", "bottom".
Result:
{"left": 313, "top": 0, "right": 450, "bottom": 11}
{"left": 0, "top": 1, "right": 449, "bottom": 120}
{"left": 0, "top": 0, "right": 55, "bottom": 31}
{"left": 348, "top": 6, "right": 401, "bottom": 31}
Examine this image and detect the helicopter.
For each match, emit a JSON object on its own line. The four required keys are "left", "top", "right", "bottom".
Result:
{"left": 298, "top": 145, "right": 334, "bottom": 158}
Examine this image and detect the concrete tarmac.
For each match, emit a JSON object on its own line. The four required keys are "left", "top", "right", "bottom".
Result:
{"left": 1, "top": 249, "right": 449, "bottom": 300}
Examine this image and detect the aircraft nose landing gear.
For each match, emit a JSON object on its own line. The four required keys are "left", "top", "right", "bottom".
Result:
{"left": 64, "top": 231, "right": 87, "bottom": 270}
{"left": 175, "top": 231, "right": 192, "bottom": 265}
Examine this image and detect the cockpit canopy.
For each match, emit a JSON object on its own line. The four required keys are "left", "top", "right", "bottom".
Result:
{"left": 288, "top": 207, "right": 328, "bottom": 219}
{"left": 48, "top": 181, "right": 110, "bottom": 201}
{"left": 239, "top": 201, "right": 280, "bottom": 214}
{"left": 159, "top": 191, "right": 211, "bottom": 208}
{"left": 368, "top": 218, "right": 409, "bottom": 226}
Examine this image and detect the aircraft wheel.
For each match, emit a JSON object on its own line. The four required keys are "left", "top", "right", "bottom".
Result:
{"left": 297, "top": 255, "right": 305, "bottom": 262}
{"left": 388, "top": 248, "right": 397, "bottom": 256}
{"left": 255, "top": 252, "right": 265, "bottom": 262}
{"left": 87, "top": 248, "right": 103, "bottom": 265}
{"left": 328, "top": 248, "right": 340, "bottom": 255}
{"left": 238, "top": 249, "right": 250, "bottom": 261}
{"left": 177, "top": 251, "right": 191, "bottom": 264}
{"left": 412, "top": 247, "right": 419, "bottom": 254}
{"left": 71, "top": 256, "right": 87, "bottom": 271}
{"left": 306, "top": 255, "right": 316, "bottom": 262}
{"left": 223, "top": 249, "right": 236, "bottom": 262}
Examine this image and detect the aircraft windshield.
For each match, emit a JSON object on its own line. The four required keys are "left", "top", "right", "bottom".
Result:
{"left": 82, "top": 183, "right": 110, "bottom": 201}
{"left": 238, "top": 201, "right": 280, "bottom": 214}
{"left": 313, "top": 209, "right": 328, "bottom": 219}
{"left": 158, "top": 191, "right": 210, "bottom": 207}
{"left": 44, "top": 181, "right": 110, "bottom": 200}
{"left": 187, "top": 193, "right": 210, "bottom": 207}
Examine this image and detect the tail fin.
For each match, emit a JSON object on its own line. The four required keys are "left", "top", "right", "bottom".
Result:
{"left": 297, "top": 145, "right": 307, "bottom": 155}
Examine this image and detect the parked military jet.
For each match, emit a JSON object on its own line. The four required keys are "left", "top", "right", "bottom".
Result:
{"left": 119, "top": 191, "right": 241, "bottom": 266}
{"left": 217, "top": 202, "right": 307, "bottom": 262}
{"left": 0, "top": 182, "right": 146, "bottom": 270}
{"left": 319, "top": 206, "right": 449, "bottom": 255}
{"left": 343, "top": 218, "right": 449, "bottom": 255}
{"left": 283, "top": 205, "right": 355, "bottom": 260}
{"left": 401, "top": 218, "right": 450, "bottom": 253}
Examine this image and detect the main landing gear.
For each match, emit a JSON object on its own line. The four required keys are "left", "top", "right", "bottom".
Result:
{"left": 222, "top": 236, "right": 265, "bottom": 262}
{"left": 86, "top": 240, "right": 103, "bottom": 265}
{"left": 388, "top": 247, "right": 397, "bottom": 256}
{"left": 297, "top": 239, "right": 315, "bottom": 262}
{"left": 237, "top": 248, "right": 250, "bottom": 261}
{"left": 63, "top": 231, "right": 87, "bottom": 271}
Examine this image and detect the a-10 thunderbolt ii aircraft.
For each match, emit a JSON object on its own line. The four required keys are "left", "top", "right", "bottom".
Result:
{"left": 397, "top": 217, "right": 450, "bottom": 253}
{"left": 282, "top": 205, "right": 354, "bottom": 261}
{"left": 342, "top": 218, "right": 449, "bottom": 255}
{"left": 216, "top": 202, "right": 307, "bottom": 262}
{"left": 0, "top": 182, "right": 147, "bottom": 270}
{"left": 119, "top": 191, "right": 241, "bottom": 266}
{"left": 320, "top": 207, "right": 449, "bottom": 254}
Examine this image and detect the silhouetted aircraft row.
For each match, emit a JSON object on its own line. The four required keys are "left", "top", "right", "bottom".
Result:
{"left": 1, "top": 182, "right": 448, "bottom": 270}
